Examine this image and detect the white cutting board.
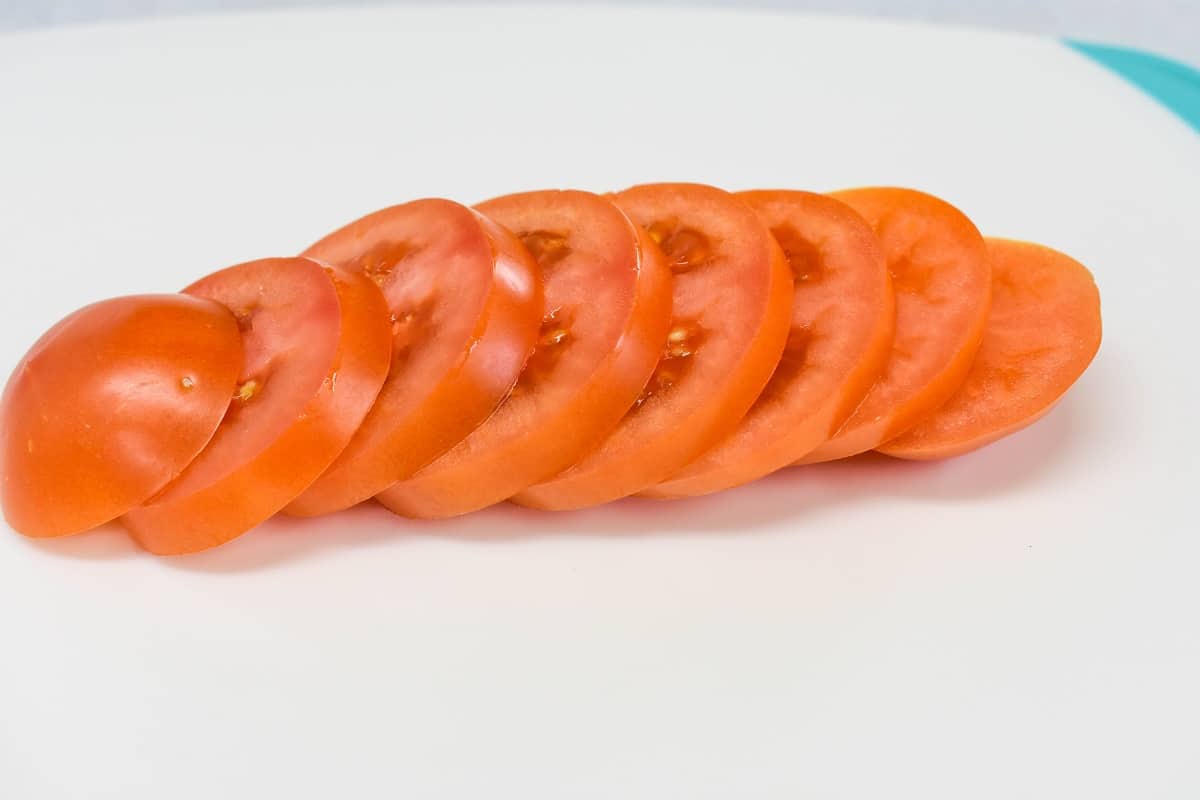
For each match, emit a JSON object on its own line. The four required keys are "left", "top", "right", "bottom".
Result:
{"left": 1, "top": 7, "right": 1198, "bottom": 799}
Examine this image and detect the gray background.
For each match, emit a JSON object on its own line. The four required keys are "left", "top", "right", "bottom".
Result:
{"left": 3, "top": 0, "right": 1198, "bottom": 67}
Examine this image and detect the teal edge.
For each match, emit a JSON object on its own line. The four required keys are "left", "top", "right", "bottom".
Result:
{"left": 1066, "top": 40, "right": 1200, "bottom": 133}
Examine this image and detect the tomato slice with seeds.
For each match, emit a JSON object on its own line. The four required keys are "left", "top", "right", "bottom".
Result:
{"left": 0, "top": 295, "right": 242, "bottom": 538}
{"left": 285, "top": 199, "right": 542, "bottom": 516}
{"left": 122, "top": 257, "right": 390, "bottom": 554}
{"left": 879, "top": 238, "right": 1101, "bottom": 459}
{"left": 514, "top": 183, "right": 793, "bottom": 511}
{"left": 376, "top": 189, "right": 673, "bottom": 519}
{"left": 646, "top": 190, "right": 895, "bottom": 498}
{"left": 799, "top": 187, "right": 991, "bottom": 463}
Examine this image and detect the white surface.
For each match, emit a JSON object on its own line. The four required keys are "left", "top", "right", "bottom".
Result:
{"left": 4, "top": 0, "right": 1200, "bottom": 66}
{"left": 1, "top": 7, "right": 1199, "bottom": 799}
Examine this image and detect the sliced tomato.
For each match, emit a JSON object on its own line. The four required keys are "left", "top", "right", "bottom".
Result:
{"left": 647, "top": 190, "right": 895, "bottom": 498}
{"left": 122, "top": 257, "right": 390, "bottom": 554}
{"left": 879, "top": 238, "right": 1101, "bottom": 459}
{"left": 515, "top": 183, "right": 793, "bottom": 511}
{"left": 0, "top": 295, "right": 242, "bottom": 538}
{"left": 285, "top": 199, "right": 542, "bottom": 516}
{"left": 800, "top": 187, "right": 991, "bottom": 463}
{"left": 376, "top": 189, "right": 673, "bottom": 519}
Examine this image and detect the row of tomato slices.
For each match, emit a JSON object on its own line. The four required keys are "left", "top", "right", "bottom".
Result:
{"left": 0, "top": 184, "right": 1102, "bottom": 555}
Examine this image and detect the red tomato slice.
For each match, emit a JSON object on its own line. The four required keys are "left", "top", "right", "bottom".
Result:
{"left": 376, "top": 189, "right": 673, "bottom": 519}
{"left": 646, "top": 190, "right": 895, "bottom": 498}
{"left": 515, "top": 183, "right": 793, "bottom": 511}
{"left": 879, "top": 238, "right": 1101, "bottom": 459}
{"left": 800, "top": 187, "right": 991, "bottom": 462}
{"left": 0, "top": 295, "right": 242, "bottom": 538}
{"left": 122, "top": 257, "right": 390, "bottom": 554}
{"left": 285, "top": 199, "right": 542, "bottom": 516}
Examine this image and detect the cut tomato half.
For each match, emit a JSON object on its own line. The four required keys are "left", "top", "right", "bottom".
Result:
{"left": 647, "top": 190, "right": 895, "bottom": 498}
{"left": 879, "top": 238, "right": 1101, "bottom": 459}
{"left": 0, "top": 295, "right": 242, "bottom": 538}
{"left": 286, "top": 199, "right": 542, "bottom": 516}
{"left": 377, "top": 189, "right": 673, "bottom": 519}
{"left": 515, "top": 183, "right": 793, "bottom": 511}
{"left": 122, "top": 257, "right": 390, "bottom": 554}
{"left": 800, "top": 187, "right": 991, "bottom": 463}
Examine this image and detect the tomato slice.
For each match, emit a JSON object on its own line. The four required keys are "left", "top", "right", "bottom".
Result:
{"left": 285, "top": 199, "right": 542, "bottom": 516}
{"left": 515, "top": 183, "right": 793, "bottom": 511}
{"left": 376, "top": 189, "right": 673, "bottom": 519}
{"left": 122, "top": 257, "right": 390, "bottom": 554}
{"left": 646, "top": 190, "right": 895, "bottom": 498}
{"left": 0, "top": 295, "right": 242, "bottom": 538}
{"left": 879, "top": 238, "right": 1101, "bottom": 459}
{"left": 800, "top": 187, "right": 991, "bottom": 463}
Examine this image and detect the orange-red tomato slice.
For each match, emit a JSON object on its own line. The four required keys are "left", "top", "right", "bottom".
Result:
{"left": 122, "top": 257, "right": 390, "bottom": 554}
{"left": 879, "top": 238, "right": 1101, "bottom": 459}
{"left": 647, "top": 190, "right": 895, "bottom": 498}
{"left": 285, "top": 199, "right": 542, "bottom": 516}
{"left": 0, "top": 295, "right": 242, "bottom": 538}
{"left": 376, "top": 189, "right": 673, "bottom": 519}
{"left": 515, "top": 183, "right": 793, "bottom": 511}
{"left": 800, "top": 187, "right": 991, "bottom": 463}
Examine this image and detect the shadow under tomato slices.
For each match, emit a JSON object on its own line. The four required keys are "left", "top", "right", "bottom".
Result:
{"left": 17, "top": 383, "right": 1088, "bottom": 573}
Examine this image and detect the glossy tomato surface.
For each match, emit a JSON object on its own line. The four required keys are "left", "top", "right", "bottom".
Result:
{"left": 0, "top": 294, "right": 242, "bottom": 538}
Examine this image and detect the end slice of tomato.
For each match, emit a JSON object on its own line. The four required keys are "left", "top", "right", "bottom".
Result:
{"left": 878, "top": 238, "right": 1101, "bottom": 459}
{"left": 0, "top": 294, "right": 243, "bottom": 538}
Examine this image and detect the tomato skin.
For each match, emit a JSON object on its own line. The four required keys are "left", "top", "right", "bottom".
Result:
{"left": 286, "top": 200, "right": 543, "bottom": 517}
{"left": 0, "top": 295, "right": 242, "bottom": 538}
{"left": 122, "top": 258, "right": 391, "bottom": 555}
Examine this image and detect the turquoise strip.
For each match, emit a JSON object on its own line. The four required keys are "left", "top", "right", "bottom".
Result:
{"left": 1067, "top": 40, "right": 1200, "bottom": 133}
